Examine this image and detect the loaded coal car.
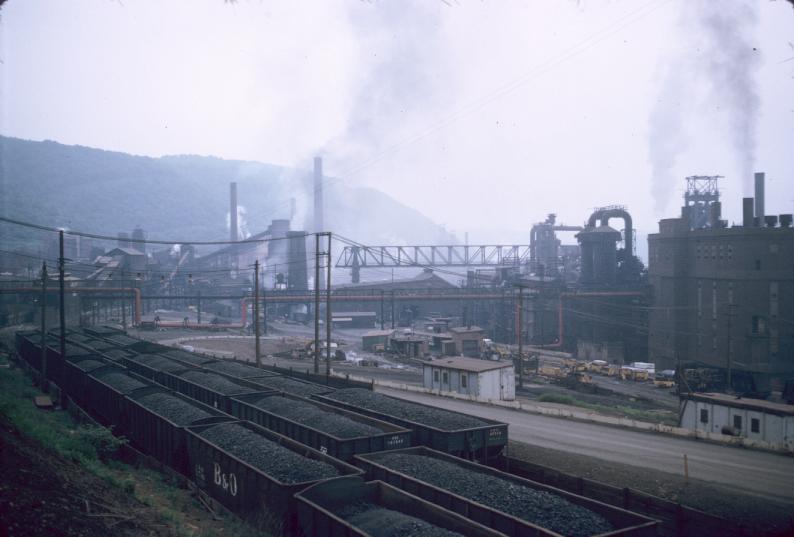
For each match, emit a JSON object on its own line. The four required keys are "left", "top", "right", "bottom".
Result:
{"left": 355, "top": 447, "right": 658, "bottom": 537}
{"left": 229, "top": 392, "right": 411, "bottom": 462}
{"left": 315, "top": 388, "right": 508, "bottom": 461}
{"left": 296, "top": 475, "right": 508, "bottom": 537}
{"left": 122, "top": 386, "right": 235, "bottom": 475}
{"left": 83, "top": 325, "right": 125, "bottom": 338}
{"left": 246, "top": 375, "right": 336, "bottom": 398}
{"left": 84, "top": 367, "right": 152, "bottom": 427}
{"left": 14, "top": 329, "right": 43, "bottom": 366}
{"left": 61, "top": 355, "right": 112, "bottom": 407}
{"left": 201, "top": 359, "right": 281, "bottom": 382}
{"left": 101, "top": 348, "right": 135, "bottom": 363}
{"left": 185, "top": 420, "right": 362, "bottom": 533}
{"left": 168, "top": 370, "right": 275, "bottom": 412}
{"left": 161, "top": 349, "right": 215, "bottom": 367}
{"left": 121, "top": 354, "right": 196, "bottom": 388}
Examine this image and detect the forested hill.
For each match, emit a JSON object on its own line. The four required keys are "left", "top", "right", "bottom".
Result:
{"left": 0, "top": 136, "right": 455, "bottom": 247}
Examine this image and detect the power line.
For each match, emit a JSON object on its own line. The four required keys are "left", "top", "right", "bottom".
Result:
{"left": 0, "top": 216, "right": 309, "bottom": 246}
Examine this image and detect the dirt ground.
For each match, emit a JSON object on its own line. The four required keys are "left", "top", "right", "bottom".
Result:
{"left": 0, "top": 414, "right": 171, "bottom": 537}
{"left": 507, "top": 441, "right": 794, "bottom": 536}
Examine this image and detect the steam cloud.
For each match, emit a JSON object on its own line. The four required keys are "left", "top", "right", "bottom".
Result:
{"left": 226, "top": 206, "right": 251, "bottom": 240}
{"left": 649, "top": 1, "right": 761, "bottom": 213}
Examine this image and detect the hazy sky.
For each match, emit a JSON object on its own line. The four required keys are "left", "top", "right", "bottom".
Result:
{"left": 2, "top": 0, "right": 793, "bottom": 253}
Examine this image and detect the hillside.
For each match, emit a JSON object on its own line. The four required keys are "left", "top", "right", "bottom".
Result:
{"left": 0, "top": 136, "right": 456, "bottom": 247}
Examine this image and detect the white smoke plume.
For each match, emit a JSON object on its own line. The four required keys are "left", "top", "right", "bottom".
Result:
{"left": 649, "top": 1, "right": 761, "bottom": 212}
{"left": 226, "top": 206, "right": 252, "bottom": 240}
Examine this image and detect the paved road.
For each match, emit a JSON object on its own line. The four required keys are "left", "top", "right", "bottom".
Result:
{"left": 378, "top": 387, "right": 794, "bottom": 504}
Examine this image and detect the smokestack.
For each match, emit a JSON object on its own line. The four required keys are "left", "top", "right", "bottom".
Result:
{"left": 709, "top": 202, "right": 722, "bottom": 228}
{"left": 230, "top": 182, "right": 238, "bottom": 242}
{"left": 314, "top": 157, "right": 323, "bottom": 233}
{"left": 754, "top": 172, "right": 765, "bottom": 222}
{"left": 742, "top": 198, "right": 754, "bottom": 228}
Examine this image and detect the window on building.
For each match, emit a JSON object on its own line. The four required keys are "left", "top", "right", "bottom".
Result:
{"left": 752, "top": 316, "right": 767, "bottom": 335}
{"left": 733, "top": 415, "right": 742, "bottom": 430}
{"left": 700, "top": 409, "right": 708, "bottom": 423}
{"left": 442, "top": 371, "right": 449, "bottom": 384}
{"left": 751, "top": 418, "right": 760, "bottom": 433}
{"left": 433, "top": 370, "right": 439, "bottom": 382}
{"left": 461, "top": 374, "right": 468, "bottom": 388}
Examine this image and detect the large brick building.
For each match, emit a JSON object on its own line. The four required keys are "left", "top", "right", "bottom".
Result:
{"left": 648, "top": 183, "right": 794, "bottom": 391}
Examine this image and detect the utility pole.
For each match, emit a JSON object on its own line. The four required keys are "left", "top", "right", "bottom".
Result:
{"left": 197, "top": 290, "right": 202, "bottom": 325}
{"left": 314, "top": 233, "right": 321, "bottom": 374}
{"left": 380, "top": 290, "right": 385, "bottom": 330}
{"left": 391, "top": 290, "right": 395, "bottom": 329}
{"left": 40, "top": 262, "right": 47, "bottom": 389}
{"left": 58, "top": 230, "right": 66, "bottom": 366}
{"left": 325, "top": 233, "right": 332, "bottom": 377}
{"left": 262, "top": 284, "right": 267, "bottom": 336}
{"left": 121, "top": 268, "right": 127, "bottom": 330}
{"left": 254, "top": 260, "right": 261, "bottom": 368}
{"left": 517, "top": 285, "right": 524, "bottom": 389}
{"left": 726, "top": 303, "right": 737, "bottom": 392}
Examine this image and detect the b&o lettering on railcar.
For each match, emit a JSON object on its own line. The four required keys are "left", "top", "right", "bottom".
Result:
{"left": 213, "top": 462, "right": 238, "bottom": 496}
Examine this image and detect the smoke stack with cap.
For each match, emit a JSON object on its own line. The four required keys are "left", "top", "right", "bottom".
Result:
{"left": 314, "top": 157, "right": 323, "bottom": 233}
{"left": 230, "top": 182, "right": 238, "bottom": 242}
{"left": 754, "top": 172, "right": 765, "bottom": 222}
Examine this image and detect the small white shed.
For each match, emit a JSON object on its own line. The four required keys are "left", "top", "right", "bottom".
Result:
{"left": 680, "top": 392, "right": 794, "bottom": 451}
{"left": 423, "top": 356, "right": 515, "bottom": 401}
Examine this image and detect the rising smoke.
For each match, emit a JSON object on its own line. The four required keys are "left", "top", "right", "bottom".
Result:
{"left": 648, "top": 1, "right": 761, "bottom": 213}
{"left": 226, "top": 206, "right": 251, "bottom": 240}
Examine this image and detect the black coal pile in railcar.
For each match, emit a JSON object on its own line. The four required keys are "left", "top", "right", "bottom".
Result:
{"left": 339, "top": 502, "right": 464, "bottom": 537}
{"left": 198, "top": 422, "right": 338, "bottom": 484}
{"left": 136, "top": 392, "right": 214, "bottom": 425}
{"left": 249, "top": 376, "right": 331, "bottom": 397}
{"left": 91, "top": 370, "right": 149, "bottom": 393}
{"left": 251, "top": 396, "right": 382, "bottom": 439}
{"left": 203, "top": 360, "right": 270, "bottom": 378}
{"left": 368, "top": 452, "right": 613, "bottom": 537}
{"left": 179, "top": 371, "right": 261, "bottom": 395}
{"left": 104, "top": 334, "right": 140, "bottom": 347}
{"left": 323, "top": 389, "right": 486, "bottom": 430}
{"left": 162, "top": 350, "right": 212, "bottom": 366}
{"left": 131, "top": 354, "right": 191, "bottom": 373}
{"left": 73, "top": 359, "right": 106, "bottom": 372}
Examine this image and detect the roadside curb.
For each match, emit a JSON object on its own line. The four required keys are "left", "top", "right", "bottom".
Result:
{"left": 344, "top": 374, "right": 794, "bottom": 455}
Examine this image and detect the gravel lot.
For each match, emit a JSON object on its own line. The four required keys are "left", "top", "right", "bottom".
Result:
{"left": 251, "top": 395, "right": 383, "bottom": 438}
{"left": 322, "top": 388, "right": 488, "bottom": 431}
{"left": 367, "top": 452, "right": 613, "bottom": 537}
{"left": 198, "top": 422, "right": 339, "bottom": 484}
{"left": 91, "top": 370, "right": 149, "bottom": 392}
{"left": 339, "top": 502, "right": 464, "bottom": 537}
{"left": 179, "top": 370, "right": 263, "bottom": 395}
{"left": 136, "top": 392, "right": 214, "bottom": 425}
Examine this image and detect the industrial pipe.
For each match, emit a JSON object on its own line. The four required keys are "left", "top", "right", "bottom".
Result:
{"left": 542, "top": 291, "right": 645, "bottom": 349}
{"left": 586, "top": 208, "right": 633, "bottom": 257}
{"left": 0, "top": 287, "right": 142, "bottom": 325}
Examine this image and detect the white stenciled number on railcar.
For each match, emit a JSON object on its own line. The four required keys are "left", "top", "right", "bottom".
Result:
{"left": 320, "top": 446, "right": 328, "bottom": 454}
{"left": 195, "top": 464, "right": 206, "bottom": 483}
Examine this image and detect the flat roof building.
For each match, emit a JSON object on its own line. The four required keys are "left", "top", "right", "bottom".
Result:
{"left": 423, "top": 356, "right": 515, "bottom": 401}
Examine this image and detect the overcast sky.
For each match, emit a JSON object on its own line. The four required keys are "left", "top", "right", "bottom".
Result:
{"left": 2, "top": 0, "right": 793, "bottom": 253}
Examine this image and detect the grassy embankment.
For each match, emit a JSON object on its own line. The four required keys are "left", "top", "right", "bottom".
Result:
{"left": 536, "top": 392, "right": 678, "bottom": 426}
{"left": 0, "top": 359, "right": 266, "bottom": 537}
